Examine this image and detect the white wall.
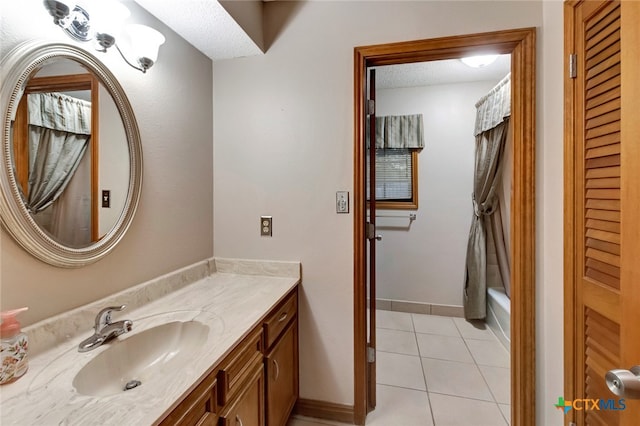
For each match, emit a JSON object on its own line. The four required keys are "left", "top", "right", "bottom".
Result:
{"left": 0, "top": 0, "right": 214, "bottom": 326}
{"left": 98, "top": 84, "right": 129, "bottom": 237}
{"left": 375, "top": 81, "right": 498, "bottom": 307}
{"left": 213, "top": 0, "right": 549, "bottom": 408}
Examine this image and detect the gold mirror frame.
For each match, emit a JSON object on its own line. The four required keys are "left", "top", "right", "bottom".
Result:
{"left": 0, "top": 40, "right": 143, "bottom": 267}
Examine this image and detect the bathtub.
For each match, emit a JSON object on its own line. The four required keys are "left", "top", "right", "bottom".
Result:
{"left": 486, "top": 287, "right": 510, "bottom": 352}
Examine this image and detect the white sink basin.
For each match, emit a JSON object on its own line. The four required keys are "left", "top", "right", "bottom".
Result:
{"left": 73, "top": 321, "right": 209, "bottom": 397}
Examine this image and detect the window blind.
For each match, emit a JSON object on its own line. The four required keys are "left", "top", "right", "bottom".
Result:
{"left": 367, "top": 148, "right": 412, "bottom": 201}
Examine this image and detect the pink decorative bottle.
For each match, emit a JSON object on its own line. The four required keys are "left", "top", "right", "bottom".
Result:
{"left": 0, "top": 307, "right": 29, "bottom": 385}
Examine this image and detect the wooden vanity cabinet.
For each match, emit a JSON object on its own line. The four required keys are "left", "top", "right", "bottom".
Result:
{"left": 158, "top": 287, "right": 298, "bottom": 426}
{"left": 264, "top": 319, "right": 298, "bottom": 426}
{"left": 263, "top": 292, "right": 298, "bottom": 426}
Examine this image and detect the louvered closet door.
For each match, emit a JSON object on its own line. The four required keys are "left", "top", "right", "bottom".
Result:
{"left": 567, "top": 1, "right": 640, "bottom": 424}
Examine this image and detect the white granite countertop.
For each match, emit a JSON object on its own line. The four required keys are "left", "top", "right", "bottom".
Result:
{"left": 0, "top": 258, "right": 300, "bottom": 425}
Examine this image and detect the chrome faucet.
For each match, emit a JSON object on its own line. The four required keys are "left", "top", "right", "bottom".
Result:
{"left": 78, "top": 305, "right": 133, "bottom": 352}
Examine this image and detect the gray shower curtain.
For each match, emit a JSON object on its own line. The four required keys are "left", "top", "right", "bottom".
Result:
{"left": 464, "top": 120, "right": 509, "bottom": 319}
{"left": 464, "top": 73, "right": 511, "bottom": 320}
{"left": 25, "top": 92, "right": 91, "bottom": 214}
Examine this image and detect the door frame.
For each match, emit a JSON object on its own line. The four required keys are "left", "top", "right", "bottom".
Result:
{"left": 15, "top": 73, "right": 101, "bottom": 241}
{"left": 353, "top": 27, "right": 537, "bottom": 426}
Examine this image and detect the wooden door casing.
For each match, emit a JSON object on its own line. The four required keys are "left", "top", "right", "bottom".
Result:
{"left": 14, "top": 73, "right": 101, "bottom": 241}
{"left": 354, "top": 28, "right": 536, "bottom": 426}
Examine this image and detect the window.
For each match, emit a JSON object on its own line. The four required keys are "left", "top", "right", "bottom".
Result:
{"left": 367, "top": 148, "right": 418, "bottom": 209}
{"left": 367, "top": 113, "right": 423, "bottom": 209}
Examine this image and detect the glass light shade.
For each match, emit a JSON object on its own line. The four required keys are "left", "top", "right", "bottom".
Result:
{"left": 86, "top": 0, "right": 130, "bottom": 36}
{"left": 460, "top": 55, "right": 499, "bottom": 68}
{"left": 125, "top": 24, "right": 165, "bottom": 65}
{"left": 43, "top": 0, "right": 77, "bottom": 23}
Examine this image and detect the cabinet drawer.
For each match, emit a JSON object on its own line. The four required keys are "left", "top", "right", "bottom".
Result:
{"left": 218, "top": 328, "right": 263, "bottom": 406}
{"left": 160, "top": 369, "right": 217, "bottom": 426}
{"left": 264, "top": 290, "right": 297, "bottom": 349}
{"left": 219, "top": 358, "right": 265, "bottom": 426}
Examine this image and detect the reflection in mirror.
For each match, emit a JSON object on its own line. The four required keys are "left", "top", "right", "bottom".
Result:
{"left": 0, "top": 41, "right": 142, "bottom": 267}
{"left": 10, "top": 59, "right": 129, "bottom": 248}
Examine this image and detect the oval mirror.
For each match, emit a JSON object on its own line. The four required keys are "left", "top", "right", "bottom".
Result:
{"left": 0, "top": 41, "right": 142, "bottom": 267}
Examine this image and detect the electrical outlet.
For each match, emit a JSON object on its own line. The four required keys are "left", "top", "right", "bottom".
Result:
{"left": 261, "top": 216, "right": 272, "bottom": 237}
{"left": 336, "top": 191, "right": 349, "bottom": 213}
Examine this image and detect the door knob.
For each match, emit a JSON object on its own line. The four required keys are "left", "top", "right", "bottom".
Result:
{"left": 606, "top": 365, "right": 640, "bottom": 399}
{"left": 375, "top": 234, "right": 382, "bottom": 241}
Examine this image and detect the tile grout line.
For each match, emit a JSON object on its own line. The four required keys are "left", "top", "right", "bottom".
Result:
{"left": 375, "top": 382, "right": 430, "bottom": 393}
{"left": 498, "top": 402, "right": 511, "bottom": 426}
{"left": 426, "top": 390, "right": 502, "bottom": 404}
{"left": 375, "top": 311, "right": 510, "bottom": 426}
{"left": 376, "top": 325, "right": 414, "bottom": 332}
{"left": 456, "top": 317, "right": 510, "bottom": 426}
{"left": 411, "top": 313, "right": 437, "bottom": 426}
{"left": 488, "top": 321, "right": 512, "bottom": 426}
{"left": 376, "top": 347, "right": 421, "bottom": 358}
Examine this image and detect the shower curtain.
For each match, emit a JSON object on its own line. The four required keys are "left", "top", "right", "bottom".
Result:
{"left": 26, "top": 92, "right": 92, "bottom": 245}
{"left": 464, "top": 74, "right": 511, "bottom": 320}
{"left": 25, "top": 92, "right": 91, "bottom": 213}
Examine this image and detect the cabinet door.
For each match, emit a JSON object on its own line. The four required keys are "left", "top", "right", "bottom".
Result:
{"left": 220, "top": 363, "right": 265, "bottom": 426}
{"left": 265, "top": 320, "right": 298, "bottom": 426}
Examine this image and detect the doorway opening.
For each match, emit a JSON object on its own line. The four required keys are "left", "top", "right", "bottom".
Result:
{"left": 353, "top": 28, "right": 536, "bottom": 426}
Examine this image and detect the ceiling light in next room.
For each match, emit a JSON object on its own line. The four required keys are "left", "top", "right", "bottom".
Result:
{"left": 460, "top": 54, "right": 499, "bottom": 68}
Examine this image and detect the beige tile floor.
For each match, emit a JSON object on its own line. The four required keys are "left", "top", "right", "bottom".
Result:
{"left": 288, "top": 311, "right": 510, "bottom": 426}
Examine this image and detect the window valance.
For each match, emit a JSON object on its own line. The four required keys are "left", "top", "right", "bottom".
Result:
{"left": 474, "top": 73, "right": 511, "bottom": 136}
{"left": 27, "top": 92, "right": 91, "bottom": 136}
{"left": 369, "top": 114, "right": 425, "bottom": 149}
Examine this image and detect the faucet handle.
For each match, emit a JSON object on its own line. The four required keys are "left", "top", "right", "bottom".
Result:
{"left": 95, "top": 305, "right": 126, "bottom": 329}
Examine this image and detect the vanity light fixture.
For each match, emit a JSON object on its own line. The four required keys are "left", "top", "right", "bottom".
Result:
{"left": 460, "top": 54, "right": 499, "bottom": 68}
{"left": 42, "top": 0, "right": 165, "bottom": 73}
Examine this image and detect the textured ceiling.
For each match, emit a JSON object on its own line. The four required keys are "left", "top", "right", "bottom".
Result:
{"left": 132, "top": 0, "right": 264, "bottom": 60}
{"left": 131, "top": 0, "right": 511, "bottom": 83}
{"left": 374, "top": 54, "right": 511, "bottom": 89}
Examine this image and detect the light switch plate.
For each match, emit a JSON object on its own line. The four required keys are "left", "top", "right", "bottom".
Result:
{"left": 261, "top": 216, "right": 272, "bottom": 237}
{"left": 336, "top": 191, "right": 349, "bottom": 213}
{"left": 102, "top": 190, "right": 110, "bottom": 208}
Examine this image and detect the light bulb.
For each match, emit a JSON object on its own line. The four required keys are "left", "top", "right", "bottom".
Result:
{"left": 460, "top": 55, "right": 499, "bottom": 68}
